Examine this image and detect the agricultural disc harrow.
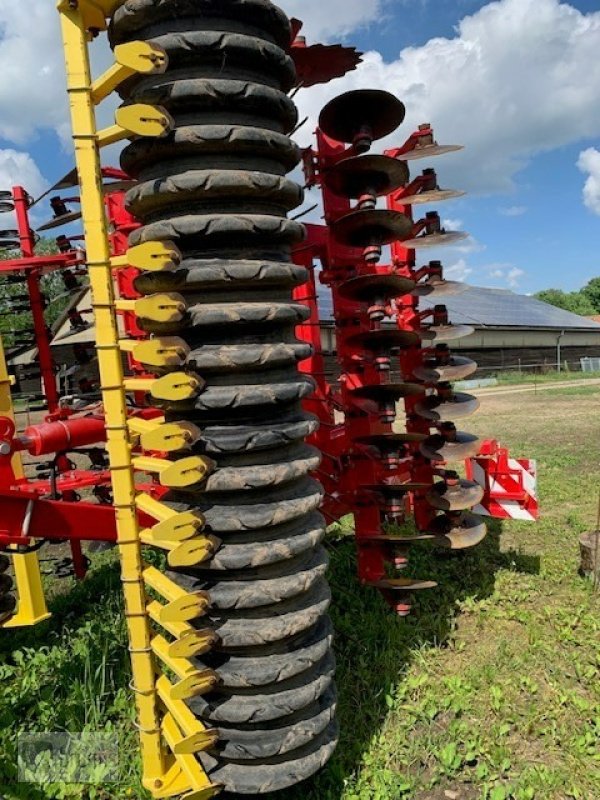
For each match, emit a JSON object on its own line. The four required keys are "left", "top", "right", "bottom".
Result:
{"left": 0, "top": 1, "right": 538, "bottom": 797}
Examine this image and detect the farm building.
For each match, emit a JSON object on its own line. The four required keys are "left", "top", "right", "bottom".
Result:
{"left": 317, "top": 284, "right": 600, "bottom": 375}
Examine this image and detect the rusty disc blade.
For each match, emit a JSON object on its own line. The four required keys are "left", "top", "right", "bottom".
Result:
{"left": 402, "top": 230, "right": 469, "bottom": 249}
{"left": 355, "top": 432, "right": 427, "bottom": 449}
{"left": 332, "top": 209, "right": 413, "bottom": 248}
{"left": 401, "top": 144, "right": 464, "bottom": 162}
{"left": 37, "top": 210, "right": 82, "bottom": 232}
{"left": 412, "top": 279, "right": 467, "bottom": 297}
{"left": 420, "top": 431, "right": 481, "bottom": 462}
{"left": 426, "top": 479, "right": 484, "bottom": 511}
{"left": 352, "top": 382, "right": 426, "bottom": 402}
{"left": 413, "top": 355, "right": 478, "bottom": 383}
{"left": 368, "top": 577, "right": 438, "bottom": 591}
{"left": 359, "top": 533, "right": 436, "bottom": 544}
{"left": 397, "top": 188, "right": 465, "bottom": 206}
{"left": 319, "top": 90, "right": 406, "bottom": 144}
{"left": 324, "top": 155, "right": 409, "bottom": 199}
{"left": 347, "top": 328, "right": 420, "bottom": 351}
{"left": 419, "top": 323, "right": 475, "bottom": 343}
{"left": 414, "top": 392, "right": 480, "bottom": 421}
{"left": 292, "top": 43, "right": 363, "bottom": 88}
{"left": 361, "top": 483, "right": 432, "bottom": 499}
{"left": 339, "top": 272, "right": 416, "bottom": 302}
{"left": 428, "top": 512, "right": 487, "bottom": 550}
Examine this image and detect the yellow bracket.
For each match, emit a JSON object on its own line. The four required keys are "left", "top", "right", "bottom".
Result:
{"left": 154, "top": 713, "right": 222, "bottom": 799}
{"left": 137, "top": 493, "right": 205, "bottom": 542}
{"left": 92, "top": 41, "right": 168, "bottom": 105}
{"left": 120, "top": 337, "right": 191, "bottom": 369}
{"left": 57, "top": 0, "right": 125, "bottom": 32}
{"left": 156, "top": 676, "right": 219, "bottom": 755}
{"left": 141, "top": 535, "right": 220, "bottom": 569}
{"left": 2, "top": 554, "right": 51, "bottom": 628}
{"left": 147, "top": 605, "right": 218, "bottom": 659}
{"left": 144, "top": 566, "right": 210, "bottom": 624}
{"left": 116, "top": 294, "right": 188, "bottom": 325}
{"left": 153, "top": 635, "right": 218, "bottom": 700}
{"left": 129, "top": 417, "right": 201, "bottom": 453}
{"left": 133, "top": 454, "right": 214, "bottom": 489}
{"left": 112, "top": 240, "right": 182, "bottom": 272}
{"left": 98, "top": 103, "right": 173, "bottom": 148}
{"left": 124, "top": 372, "right": 205, "bottom": 403}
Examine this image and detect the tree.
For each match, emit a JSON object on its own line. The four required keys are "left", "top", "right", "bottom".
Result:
{"left": 581, "top": 277, "right": 600, "bottom": 312}
{"left": 534, "top": 288, "right": 597, "bottom": 316}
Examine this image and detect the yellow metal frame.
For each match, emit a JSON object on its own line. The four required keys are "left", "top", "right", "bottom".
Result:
{"left": 0, "top": 339, "right": 50, "bottom": 628}
{"left": 56, "top": 2, "right": 220, "bottom": 796}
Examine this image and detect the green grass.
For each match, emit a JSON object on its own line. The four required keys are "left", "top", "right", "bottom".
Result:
{"left": 1, "top": 387, "right": 600, "bottom": 800}
{"left": 492, "top": 369, "right": 600, "bottom": 386}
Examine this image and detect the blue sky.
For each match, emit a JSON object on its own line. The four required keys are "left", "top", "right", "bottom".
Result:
{"left": 0, "top": 0, "right": 598, "bottom": 296}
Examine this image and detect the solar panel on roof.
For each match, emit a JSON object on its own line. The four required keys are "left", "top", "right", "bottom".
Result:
{"left": 317, "top": 284, "right": 600, "bottom": 329}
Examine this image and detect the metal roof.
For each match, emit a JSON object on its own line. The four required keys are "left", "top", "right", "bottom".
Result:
{"left": 318, "top": 283, "right": 600, "bottom": 330}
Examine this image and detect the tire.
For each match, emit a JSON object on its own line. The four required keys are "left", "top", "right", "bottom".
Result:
{"left": 110, "top": 1, "right": 337, "bottom": 793}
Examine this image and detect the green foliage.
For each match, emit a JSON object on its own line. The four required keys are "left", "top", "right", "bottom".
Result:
{"left": 534, "top": 288, "right": 596, "bottom": 316}
{"left": 0, "top": 238, "right": 67, "bottom": 347}
{"left": 534, "top": 276, "right": 600, "bottom": 317}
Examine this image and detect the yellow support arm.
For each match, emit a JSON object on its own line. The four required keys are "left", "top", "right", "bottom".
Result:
{"left": 91, "top": 41, "right": 167, "bottom": 104}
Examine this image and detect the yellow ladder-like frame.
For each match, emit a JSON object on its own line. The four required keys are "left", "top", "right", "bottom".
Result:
{"left": 56, "top": 3, "right": 219, "bottom": 797}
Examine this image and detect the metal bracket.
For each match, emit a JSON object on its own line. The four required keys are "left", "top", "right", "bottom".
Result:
{"left": 92, "top": 42, "right": 168, "bottom": 105}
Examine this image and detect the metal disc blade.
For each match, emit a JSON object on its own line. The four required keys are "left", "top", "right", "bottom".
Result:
{"left": 352, "top": 382, "right": 426, "bottom": 402}
{"left": 359, "top": 533, "right": 436, "bottom": 544}
{"left": 103, "top": 179, "right": 137, "bottom": 194}
{"left": 332, "top": 209, "right": 413, "bottom": 248}
{"left": 367, "top": 578, "right": 437, "bottom": 592}
{"left": 414, "top": 392, "right": 480, "bottom": 421}
{"left": 426, "top": 479, "right": 484, "bottom": 511}
{"left": 339, "top": 273, "right": 416, "bottom": 302}
{"left": 347, "top": 328, "right": 420, "bottom": 351}
{"left": 402, "top": 230, "right": 469, "bottom": 249}
{"left": 324, "top": 155, "right": 409, "bottom": 199}
{"left": 397, "top": 188, "right": 465, "bottom": 206}
{"left": 419, "top": 324, "right": 475, "bottom": 343}
{"left": 319, "top": 90, "right": 406, "bottom": 144}
{"left": 428, "top": 512, "right": 487, "bottom": 550}
{"left": 37, "top": 210, "right": 82, "bottom": 232}
{"left": 412, "top": 279, "right": 467, "bottom": 298}
{"left": 293, "top": 43, "right": 363, "bottom": 88}
{"left": 420, "top": 432, "right": 481, "bottom": 462}
{"left": 413, "top": 356, "right": 478, "bottom": 383}
{"left": 354, "top": 432, "right": 427, "bottom": 449}
{"left": 401, "top": 144, "right": 464, "bottom": 162}
{"left": 362, "top": 482, "right": 432, "bottom": 497}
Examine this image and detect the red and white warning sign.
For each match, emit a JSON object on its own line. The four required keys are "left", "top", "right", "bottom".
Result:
{"left": 466, "top": 441, "right": 538, "bottom": 521}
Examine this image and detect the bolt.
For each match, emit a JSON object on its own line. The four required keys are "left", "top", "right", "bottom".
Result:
{"left": 0, "top": 441, "right": 11, "bottom": 456}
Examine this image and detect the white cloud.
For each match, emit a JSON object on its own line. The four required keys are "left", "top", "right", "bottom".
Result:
{"left": 278, "top": 0, "right": 383, "bottom": 41}
{"left": 482, "top": 263, "right": 525, "bottom": 289}
{"left": 294, "top": 0, "right": 600, "bottom": 194}
{"left": 0, "top": 2, "right": 66, "bottom": 144}
{"left": 0, "top": 149, "right": 47, "bottom": 201}
{"left": 441, "top": 218, "right": 463, "bottom": 231}
{"left": 577, "top": 147, "right": 600, "bottom": 215}
{"left": 444, "top": 258, "right": 473, "bottom": 283}
{"left": 500, "top": 205, "right": 528, "bottom": 216}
